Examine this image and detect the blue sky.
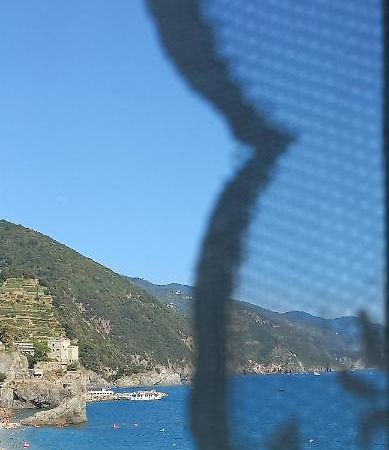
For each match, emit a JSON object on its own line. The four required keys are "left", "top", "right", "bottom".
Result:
{"left": 0, "top": 0, "right": 384, "bottom": 320}
{"left": 0, "top": 0, "right": 235, "bottom": 284}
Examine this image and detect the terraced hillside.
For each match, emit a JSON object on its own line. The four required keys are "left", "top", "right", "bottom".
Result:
{"left": 0, "top": 278, "right": 64, "bottom": 342}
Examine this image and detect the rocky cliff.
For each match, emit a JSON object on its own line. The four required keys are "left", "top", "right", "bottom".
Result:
{"left": 83, "top": 369, "right": 109, "bottom": 389}
{"left": 0, "top": 350, "right": 87, "bottom": 426}
{"left": 0, "top": 350, "right": 28, "bottom": 381}
{"left": 0, "top": 350, "right": 29, "bottom": 408}
{"left": 0, "top": 386, "right": 14, "bottom": 409}
{"left": 13, "top": 372, "right": 82, "bottom": 405}
{"left": 115, "top": 366, "right": 189, "bottom": 387}
{"left": 21, "top": 394, "right": 86, "bottom": 426}
{"left": 13, "top": 371, "right": 87, "bottom": 426}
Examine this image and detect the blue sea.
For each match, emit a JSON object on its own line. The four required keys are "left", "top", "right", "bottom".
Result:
{"left": 2, "top": 372, "right": 387, "bottom": 450}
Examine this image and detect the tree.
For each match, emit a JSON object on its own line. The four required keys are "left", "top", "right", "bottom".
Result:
{"left": 26, "top": 341, "right": 49, "bottom": 368}
{"left": 33, "top": 341, "right": 49, "bottom": 361}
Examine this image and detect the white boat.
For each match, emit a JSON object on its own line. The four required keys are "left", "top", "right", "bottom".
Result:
{"left": 313, "top": 371, "right": 320, "bottom": 376}
{"left": 87, "top": 388, "right": 168, "bottom": 402}
{"left": 128, "top": 390, "right": 168, "bottom": 401}
{"left": 87, "top": 388, "right": 115, "bottom": 401}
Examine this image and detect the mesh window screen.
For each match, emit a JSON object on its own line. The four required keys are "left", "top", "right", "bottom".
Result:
{"left": 146, "top": 0, "right": 387, "bottom": 449}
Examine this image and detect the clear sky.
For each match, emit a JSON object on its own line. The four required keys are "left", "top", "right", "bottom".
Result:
{"left": 0, "top": 0, "right": 384, "bottom": 320}
{"left": 0, "top": 0, "right": 235, "bottom": 285}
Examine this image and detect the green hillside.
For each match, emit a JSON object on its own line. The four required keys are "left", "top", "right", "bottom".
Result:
{"left": 0, "top": 219, "right": 370, "bottom": 378}
{"left": 0, "top": 220, "right": 192, "bottom": 376}
{"left": 226, "top": 302, "right": 360, "bottom": 372}
{"left": 131, "top": 279, "right": 368, "bottom": 372}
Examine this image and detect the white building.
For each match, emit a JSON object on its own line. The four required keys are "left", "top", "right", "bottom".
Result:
{"left": 14, "top": 342, "right": 35, "bottom": 356}
{"left": 47, "top": 337, "right": 79, "bottom": 364}
{"left": 68, "top": 345, "right": 79, "bottom": 363}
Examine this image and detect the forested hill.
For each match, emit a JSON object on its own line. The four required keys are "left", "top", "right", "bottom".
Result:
{"left": 0, "top": 220, "right": 192, "bottom": 376}
{"left": 129, "top": 278, "right": 383, "bottom": 371}
{"left": 0, "top": 219, "right": 379, "bottom": 378}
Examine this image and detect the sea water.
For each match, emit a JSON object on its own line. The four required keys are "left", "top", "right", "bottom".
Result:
{"left": 3, "top": 372, "right": 387, "bottom": 450}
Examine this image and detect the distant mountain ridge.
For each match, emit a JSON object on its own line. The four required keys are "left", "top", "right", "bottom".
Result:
{"left": 128, "top": 277, "right": 367, "bottom": 337}
{"left": 128, "top": 278, "right": 193, "bottom": 314}
{"left": 282, "top": 311, "right": 362, "bottom": 336}
{"left": 129, "top": 278, "right": 381, "bottom": 370}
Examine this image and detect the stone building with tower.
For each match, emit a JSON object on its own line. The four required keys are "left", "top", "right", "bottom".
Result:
{"left": 47, "top": 337, "right": 79, "bottom": 364}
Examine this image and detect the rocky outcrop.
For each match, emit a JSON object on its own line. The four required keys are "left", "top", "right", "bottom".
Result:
{"left": 21, "top": 395, "right": 86, "bottom": 426}
{"left": 83, "top": 369, "right": 109, "bottom": 388}
{"left": 14, "top": 370, "right": 87, "bottom": 426}
{"left": 13, "top": 371, "right": 86, "bottom": 407}
{"left": 115, "top": 367, "right": 185, "bottom": 387}
{"left": 0, "top": 350, "right": 28, "bottom": 380}
{"left": 0, "top": 350, "right": 29, "bottom": 408}
{"left": 0, "top": 386, "right": 14, "bottom": 408}
{"left": 0, "top": 349, "right": 87, "bottom": 426}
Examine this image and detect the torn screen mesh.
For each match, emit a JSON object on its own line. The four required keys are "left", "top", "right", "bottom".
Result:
{"left": 204, "top": 0, "right": 384, "bottom": 320}
{"left": 146, "top": 0, "right": 387, "bottom": 449}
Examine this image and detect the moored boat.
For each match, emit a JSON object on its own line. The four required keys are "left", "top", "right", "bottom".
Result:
{"left": 87, "top": 388, "right": 168, "bottom": 402}
{"left": 87, "top": 388, "right": 115, "bottom": 401}
{"left": 128, "top": 390, "right": 168, "bottom": 401}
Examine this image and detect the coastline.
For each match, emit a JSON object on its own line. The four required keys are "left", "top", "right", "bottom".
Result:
{"left": 106, "top": 366, "right": 363, "bottom": 390}
{"left": 3, "top": 370, "right": 380, "bottom": 450}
